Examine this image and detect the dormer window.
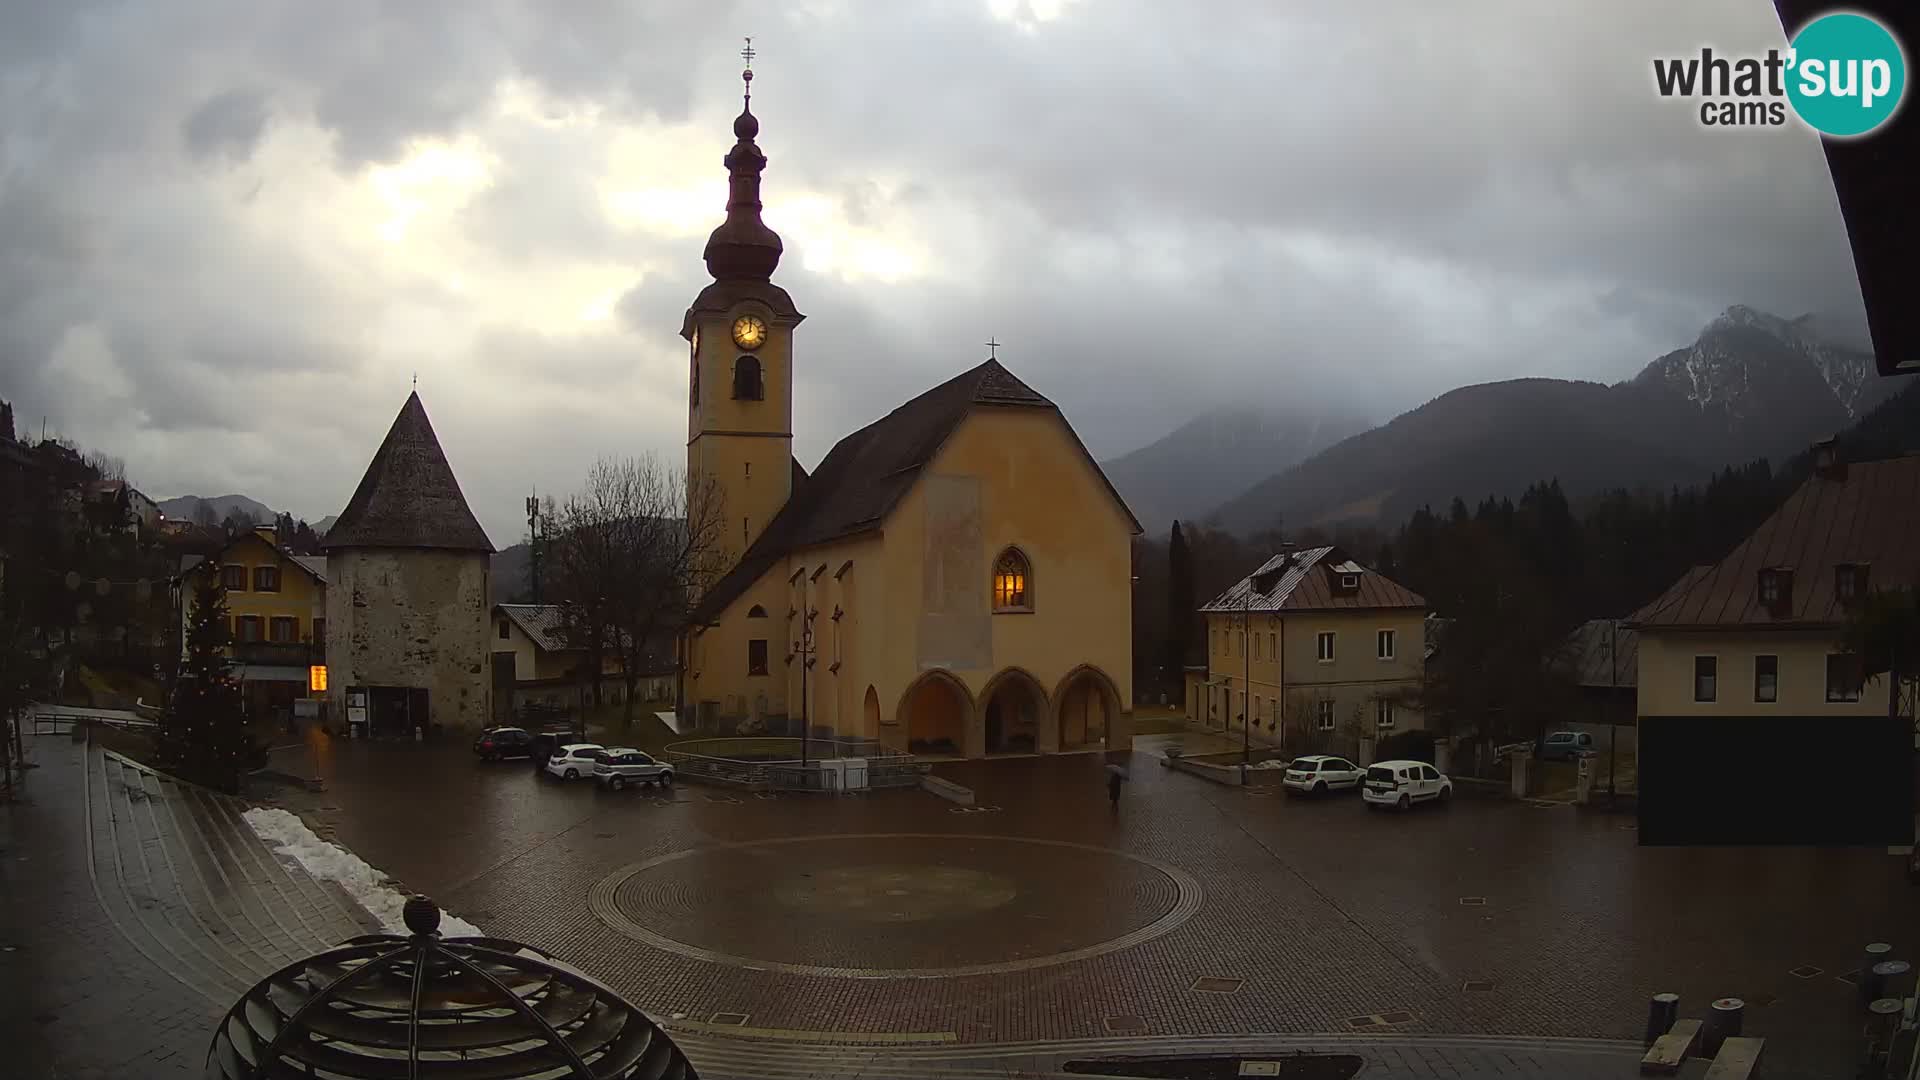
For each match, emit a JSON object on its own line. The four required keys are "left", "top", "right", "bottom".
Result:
{"left": 1757, "top": 568, "right": 1793, "bottom": 613}
{"left": 1340, "top": 574, "right": 1359, "bottom": 590}
{"left": 1835, "top": 564, "right": 1869, "bottom": 605}
{"left": 732, "top": 355, "right": 764, "bottom": 400}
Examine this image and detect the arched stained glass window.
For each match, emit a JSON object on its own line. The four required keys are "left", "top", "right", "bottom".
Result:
{"left": 993, "top": 548, "right": 1031, "bottom": 611}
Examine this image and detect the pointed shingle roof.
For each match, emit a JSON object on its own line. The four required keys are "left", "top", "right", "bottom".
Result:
{"left": 690, "top": 358, "right": 1139, "bottom": 623}
{"left": 322, "top": 392, "right": 494, "bottom": 553}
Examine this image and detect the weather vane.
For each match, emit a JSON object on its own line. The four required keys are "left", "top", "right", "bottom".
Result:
{"left": 741, "top": 36, "right": 755, "bottom": 103}
{"left": 986, "top": 337, "right": 1001, "bottom": 360}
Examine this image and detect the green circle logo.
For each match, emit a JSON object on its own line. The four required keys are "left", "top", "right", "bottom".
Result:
{"left": 1786, "top": 12, "right": 1907, "bottom": 137}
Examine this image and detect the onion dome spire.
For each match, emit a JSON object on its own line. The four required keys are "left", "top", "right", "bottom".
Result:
{"left": 703, "top": 37, "right": 783, "bottom": 282}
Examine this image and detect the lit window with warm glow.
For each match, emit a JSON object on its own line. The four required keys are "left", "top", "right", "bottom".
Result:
{"left": 993, "top": 549, "right": 1031, "bottom": 611}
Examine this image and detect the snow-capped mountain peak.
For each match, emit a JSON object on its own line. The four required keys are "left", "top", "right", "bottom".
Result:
{"left": 1639, "top": 305, "right": 1884, "bottom": 420}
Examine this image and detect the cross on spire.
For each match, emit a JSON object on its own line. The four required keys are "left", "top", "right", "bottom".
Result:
{"left": 741, "top": 37, "right": 755, "bottom": 104}
{"left": 985, "top": 337, "right": 1002, "bottom": 360}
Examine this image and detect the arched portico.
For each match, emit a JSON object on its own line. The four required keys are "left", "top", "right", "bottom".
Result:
{"left": 862, "top": 685, "right": 881, "bottom": 742}
{"left": 979, "top": 667, "right": 1049, "bottom": 755}
{"left": 1053, "top": 665, "right": 1123, "bottom": 751}
{"left": 896, "top": 669, "right": 976, "bottom": 758}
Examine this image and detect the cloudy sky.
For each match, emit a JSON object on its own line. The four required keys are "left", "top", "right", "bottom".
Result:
{"left": 0, "top": 0, "right": 1868, "bottom": 545}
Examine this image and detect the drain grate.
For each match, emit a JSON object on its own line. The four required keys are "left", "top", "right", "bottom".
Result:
{"left": 1461, "top": 980, "right": 1495, "bottom": 992}
{"left": 1343, "top": 1015, "right": 1384, "bottom": 1031}
{"left": 1837, "top": 969, "right": 1862, "bottom": 985}
{"left": 1237, "top": 1064, "right": 1281, "bottom": 1077}
{"left": 708, "top": 1012, "right": 750, "bottom": 1026}
{"left": 594, "top": 832, "right": 616, "bottom": 839}
{"left": 1458, "top": 896, "right": 1487, "bottom": 906}
{"left": 1191, "top": 976, "right": 1244, "bottom": 994}
{"left": 1103, "top": 1015, "right": 1147, "bottom": 1034}
{"left": 1378, "top": 1011, "right": 1416, "bottom": 1025}
{"left": 1790, "top": 965, "right": 1824, "bottom": 979}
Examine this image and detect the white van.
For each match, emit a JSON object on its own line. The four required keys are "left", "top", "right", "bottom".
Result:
{"left": 1361, "top": 759, "right": 1452, "bottom": 811}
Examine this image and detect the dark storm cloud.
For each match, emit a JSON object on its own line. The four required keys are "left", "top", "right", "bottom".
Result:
{"left": 0, "top": 0, "right": 1871, "bottom": 541}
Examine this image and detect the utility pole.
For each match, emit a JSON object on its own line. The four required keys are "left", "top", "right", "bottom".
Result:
{"left": 524, "top": 494, "right": 544, "bottom": 604}
{"left": 1242, "top": 583, "right": 1252, "bottom": 768}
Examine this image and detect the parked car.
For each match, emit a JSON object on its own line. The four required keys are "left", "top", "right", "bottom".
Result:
{"left": 529, "top": 731, "right": 570, "bottom": 767}
{"left": 543, "top": 743, "right": 606, "bottom": 780}
{"left": 1538, "top": 730, "right": 1595, "bottom": 761}
{"left": 473, "top": 726, "right": 535, "bottom": 761}
{"left": 594, "top": 748, "right": 675, "bottom": 791}
{"left": 1362, "top": 759, "right": 1452, "bottom": 811}
{"left": 1281, "top": 755, "right": 1364, "bottom": 795}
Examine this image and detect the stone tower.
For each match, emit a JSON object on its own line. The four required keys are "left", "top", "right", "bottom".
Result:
{"left": 322, "top": 392, "right": 495, "bottom": 734}
{"left": 683, "top": 55, "right": 805, "bottom": 559}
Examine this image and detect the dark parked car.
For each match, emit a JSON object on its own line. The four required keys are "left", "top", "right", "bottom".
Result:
{"left": 473, "top": 726, "right": 535, "bottom": 761}
{"left": 529, "top": 731, "right": 566, "bottom": 767}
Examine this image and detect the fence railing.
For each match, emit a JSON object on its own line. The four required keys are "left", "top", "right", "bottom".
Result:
{"left": 662, "top": 737, "right": 924, "bottom": 792}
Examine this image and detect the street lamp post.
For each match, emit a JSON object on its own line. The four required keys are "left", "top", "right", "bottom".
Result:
{"left": 1242, "top": 583, "right": 1253, "bottom": 768}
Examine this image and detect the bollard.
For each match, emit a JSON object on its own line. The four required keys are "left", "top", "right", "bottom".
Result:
{"left": 1862, "top": 943, "right": 1894, "bottom": 1005}
{"left": 1644, "top": 992, "right": 1680, "bottom": 1047}
{"left": 1865, "top": 959, "right": 1911, "bottom": 1004}
{"left": 1701, "top": 997, "right": 1744, "bottom": 1057}
{"left": 1863, "top": 998, "right": 1903, "bottom": 1072}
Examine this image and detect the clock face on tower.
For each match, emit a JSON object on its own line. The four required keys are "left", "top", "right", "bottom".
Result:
{"left": 731, "top": 314, "right": 768, "bottom": 351}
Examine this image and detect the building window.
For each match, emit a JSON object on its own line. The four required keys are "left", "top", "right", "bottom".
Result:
{"left": 1340, "top": 573, "right": 1359, "bottom": 590}
{"left": 1269, "top": 631, "right": 1277, "bottom": 658}
{"left": 1374, "top": 698, "right": 1395, "bottom": 729}
{"left": 1757, "top": 568, "right": 1792, "bottom": 612}
{"left": 221, "top": 564, "right": 247, "bottom": 591}
{"left": 253, "top": 565, "right": 280, "bottom": 592}
{"left": 1252, "top": 635, "right": 1261, "bottom": 661}
{"left": 236, "top": 615, "right": 263, "bottom": 643}
{"left": 1754, "top": 655, "right": 1778, "bottom": 702}
{"left": 747, "top": 605, "right": 768, "bottom": 618}
{"left": 1316, "top": 631, "right": 1336, "bottom": 663}
{"left": 1835, "top": 564, "right": 1868, "bottom": 605}
{"left": 1252, "top": 694, "right": 1261, "bottom": 725}
{"left": 1377, "top": 629, "right": 1395, "bottom": 660}
{"left": 1693, "top": 656, "right": 1717, "bottom": 702}
{"left": 732, "top": 355, "right": 764, "bottom": 400}
{"left": 498, "top": 620, "right": 510, "bottom": 640}
{"left": 1826, "top": 653, "right": 1864, "bottom": 703}
{"left": 748, "top": 639, "right": 769, "bottom": 676}
{"left": 992, "top": 548, "right": 1031, "bottom": 611}
{"left": 269, "top": 616, "right": 297, "bottom": 644}
{"left": 1315, "top": 699, "right": 1336, "bottom": 730}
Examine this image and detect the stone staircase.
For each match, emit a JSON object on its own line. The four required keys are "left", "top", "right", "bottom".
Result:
{"left": 84, "top": 746, "right": 382, "bottom": 1006}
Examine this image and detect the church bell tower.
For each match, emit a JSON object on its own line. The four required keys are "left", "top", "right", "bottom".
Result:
{"left": 683, "top": 39, "right": 804, "bottom": 558}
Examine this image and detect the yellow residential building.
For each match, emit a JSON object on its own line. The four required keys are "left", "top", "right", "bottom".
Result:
{"left": 675, "top": 75, "right": 1141, "bottom": 758}
{"left": 1195, "top": 547, "right": 1428, "bottom": 757}
{"left": 179, "top": 525, "right": 328, "bottom": 721}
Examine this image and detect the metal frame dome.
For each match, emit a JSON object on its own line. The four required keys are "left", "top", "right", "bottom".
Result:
{"left": 207, "top": 896, "right": 698, "bottom": 1079}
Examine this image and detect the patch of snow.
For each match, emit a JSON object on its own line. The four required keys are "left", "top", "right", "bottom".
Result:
{"left": 243, "top": 807, "right": 486, "bottom": 938}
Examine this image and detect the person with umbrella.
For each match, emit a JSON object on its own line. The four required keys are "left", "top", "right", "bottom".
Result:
{"left": 1106, "top": 762, "right": 1129, "bottom": 808}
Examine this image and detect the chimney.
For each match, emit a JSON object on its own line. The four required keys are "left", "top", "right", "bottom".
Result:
{"left": 1812, "top": 437, "right": 1846, "bottom": 482}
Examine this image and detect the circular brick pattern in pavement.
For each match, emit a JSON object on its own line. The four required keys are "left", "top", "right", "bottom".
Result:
{"left": 589, "top": 833, "right": 1203, "bottom": 978}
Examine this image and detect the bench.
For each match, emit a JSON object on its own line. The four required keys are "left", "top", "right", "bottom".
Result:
{"left": 1701, "top": 1036, "right": 1763, "bottom": 1079}
{"left": 1640, "top": 1018, "right": 1701, "bottom": 1075}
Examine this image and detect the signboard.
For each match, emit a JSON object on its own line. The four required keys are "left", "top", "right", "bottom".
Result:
{"left": 293, "top": 699, "right": 319, "bottom": 719}
{"left": 347, "top": 707, "right": 368, "bottom": 725}
{"left": 308, "top": 665, "right": 328, "bottom": 692}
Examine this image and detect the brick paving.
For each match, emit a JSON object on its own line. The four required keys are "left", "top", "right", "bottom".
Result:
{"left": 266, "top": 733, "right": 1918, "bottom": 1080}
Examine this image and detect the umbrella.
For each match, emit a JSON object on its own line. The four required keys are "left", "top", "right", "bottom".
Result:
{"left": 1105, "top": 763, "right": 1130, "bottom": 781}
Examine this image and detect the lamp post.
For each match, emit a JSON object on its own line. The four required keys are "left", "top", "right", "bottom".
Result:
{"left": 1242, "top": 582, "right": 1253, "bottom": 769}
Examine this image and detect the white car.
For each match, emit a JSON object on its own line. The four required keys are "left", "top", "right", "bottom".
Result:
{"left": 1362, "top": 759, "right": 1452, "bottom": 811}
{"left": 594, "top": 748, "right": 675, "bottom": 791}
{"left": 1281, "top": 755, "right": 1364, "bottom": 795}
{"left": 544, "top": 743, "right": 606, "bottom": 780}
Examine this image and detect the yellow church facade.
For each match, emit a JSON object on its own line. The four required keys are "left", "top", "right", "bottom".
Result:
{"left": 676, "top": 66, "right": 1139, "bottom": 758}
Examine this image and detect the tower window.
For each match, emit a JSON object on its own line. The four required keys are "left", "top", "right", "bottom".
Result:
{"left": 733, "top": 355, "right": 763, "bottom": 400}
{"left": 992, "top": 548, "right": 1032, "bottom": 611}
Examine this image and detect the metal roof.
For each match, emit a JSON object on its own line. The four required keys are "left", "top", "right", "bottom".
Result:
{"left": 1560, "top": 618, "right": 1638, "bottom": 689}
{"left": 1199, "top": 546, "right": 1427, "bottom": 614}
{"left": 495, "top": 604, "right": 571, "bottom": 653}
{"left": 1629, "top": 455, "right": 1920, "bottom": 629}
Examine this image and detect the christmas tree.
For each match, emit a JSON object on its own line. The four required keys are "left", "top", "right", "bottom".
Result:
{"left": 160, "top": 567, "right": 249, "bottom": 792}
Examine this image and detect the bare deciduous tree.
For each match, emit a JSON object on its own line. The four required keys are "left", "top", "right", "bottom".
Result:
{"left": 546, "top": 457, "right": 727, "bottom": 724}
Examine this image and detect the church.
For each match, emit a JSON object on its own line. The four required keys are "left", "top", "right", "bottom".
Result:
{"left": 677, "top": 61, "right": 1141, "bottom": 759}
